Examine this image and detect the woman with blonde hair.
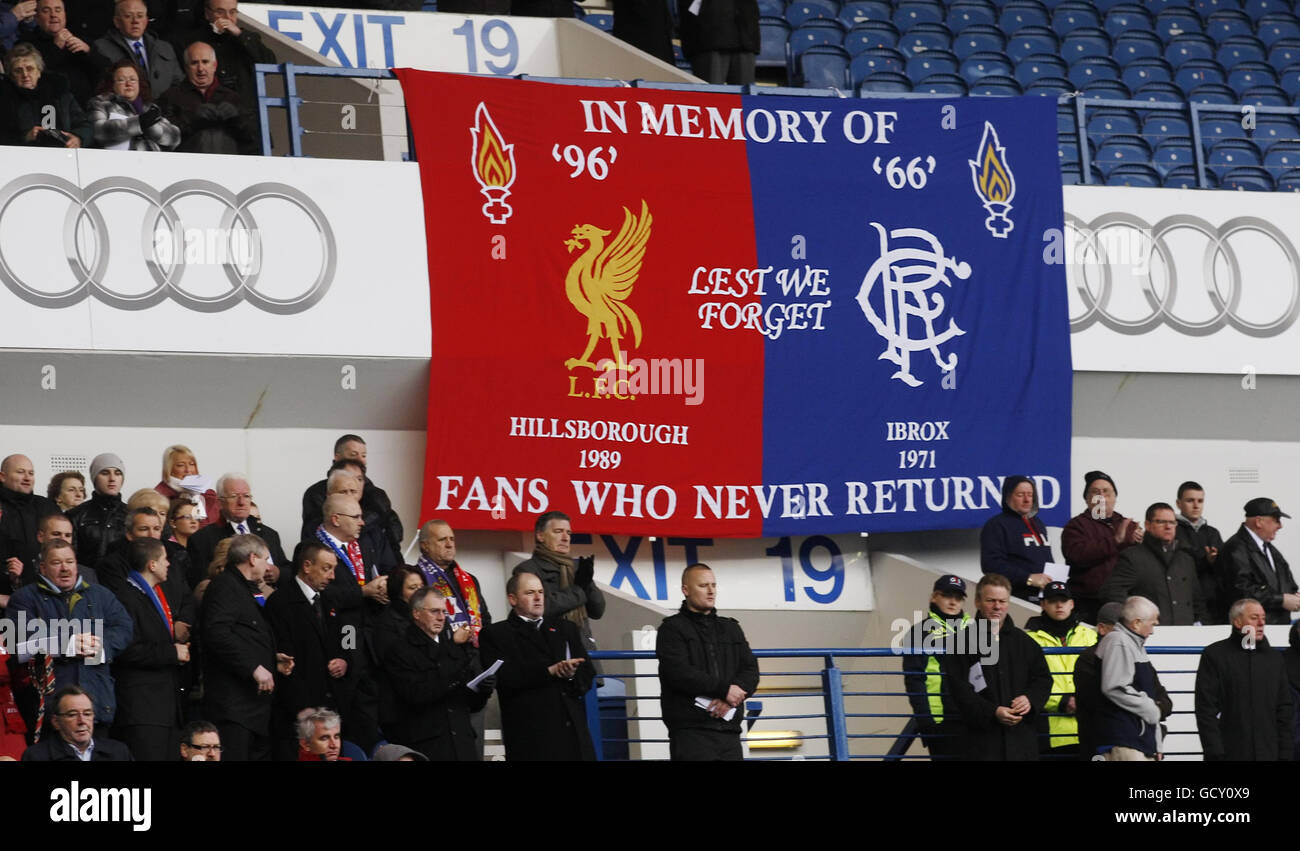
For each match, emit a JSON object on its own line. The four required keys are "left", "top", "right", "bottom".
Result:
{"left": 154, "top": 445, "right": 221, "bottom": 528}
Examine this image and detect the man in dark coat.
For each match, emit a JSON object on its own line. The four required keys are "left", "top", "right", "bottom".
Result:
{"left": 512, "top": 510, "right": 605, "bottom": 668}
{"left": 21, "top": 687, "right": 134, "bottom": 762}
{"left": 95, "top": 507, "right": 196, "bottom": 643}
{"left": 1217, "top": 497, "right": 1299, "bottom": 626}
{"left": 65, "top": 453, "right": 127, "bottom": 569}
{"left": 381, "top": 585, "right": 488, "bottom": 761}
{"left": 1101, "top": 502, "right": 1205, "bottom": 625}
{"left": 157, "top": 41, "right": 256, "bottom": 154}
{"left": 92, "top": 0, "right": 184, "bottom": 96}
{"left": 186, "top": 473, "right": 288, "bottom": 577}
{"left": 676, "top": 0, "right": 759, "bottom": 84}
{"left": 478, "top": 571, "right": 596, "bottom": 761}
{"left": 25, "top": 0, "right": 111, "bottom": 105}
{"left": 1195, "top": 598, "right": 1293, "bottom": 761}
{"left": 200, "top": 533, "right": 292, "bottom": 761}
{"left": 944, "top": 573, "right": 1051, "bottom": 761}
{"left": 1061, "top": 470, "right": 1143, "bottom": 625}
{"left": 656, "top": 563, "right": 759, "bottom": 761}
{"left": 263, "top": 542, "right": 371, "bottom": 760}
{"left": 169, "top": 0, "right": 273, "bottom": 131}
{"left": 110, "top": 539, "right": 188, "bottom": 761}
{"left": 1175, "top": 481, "right": 1225, "bottom": 624}
{"left": 0, "top": 454, "right": 61, "bottom": 568}
{"left": 300, "top": 435, "right": 402, "bottom": 553}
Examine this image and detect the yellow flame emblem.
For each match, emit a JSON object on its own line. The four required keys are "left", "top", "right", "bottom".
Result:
{"left": 968, "top": 121, "right": 1017, "bottom": 238}
{"left": 471, "top": 103, "right": 514, "bottom": 190}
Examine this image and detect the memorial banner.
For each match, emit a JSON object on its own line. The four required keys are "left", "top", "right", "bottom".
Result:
{"left": 398, "top": 71, "right": 1071, "bottom": 536}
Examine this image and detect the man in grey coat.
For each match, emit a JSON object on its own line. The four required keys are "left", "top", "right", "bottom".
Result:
{"left": 1101, "top": 502, "right": 1205, "bottom": 625}
{"left": 1096, "top": 596, "right": 1162, "bottom": 761}
{"left": 93, "top": 0, "right": 183, "bottom": 96}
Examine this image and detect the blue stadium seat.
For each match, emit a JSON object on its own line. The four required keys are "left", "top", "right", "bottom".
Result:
{"left": 1165, "top": 33, "right": 1216, "bottom": 66}
{"left": 1093, "top": 134, "right": 1153, "bottom": 174}
{"left": 1052, "top": 1, "right": 1101, "bottom": 36}
{"left": 1278, "top": 63, "right": 1300, "bottom": 95}
{"left": 1155, "top": 8, "right": 1205, "bottom": 42}
{"left": 1026, "top": 75, "right": 1074, "bottom": 95}
{"left": 1094, "top": 0, "right": 1136, "bottom": 11}
{"left": 798, "top": 43, "right": 852, "bottom": 86}
{"left": 1244, "top": 0, "right": 1289, "bottom": 20}
{"left": 1122, "top": 56, "right": 1173, "bottom": 89}
{"left": 1207, "top": 138, "right": 1263, "bottom": 178}
{"left": 845, "top": 21, "right": 900, "bottom": 53}
{"left": 1162, "top": 164, "right": 1202, "bottom": 186}
{"left": 1113, "top": 30, "right": 1164, "bottom": 65}
{"left": 789, "top": 18, "right": 846, "bottom": 55}
{"left": 839, "top": 0, "right": 891, "bottom": 27}
{"left": 1240, "top": 84, "right": 1291, "bottom": 104}
{"left": 970, "top": 74, "right": 1023, "bottom": 94}
{"left": 1104, "top": 5, "right": 1155, "bottom": 38}
{"left": 1006, "top": 25, "right": 1059, "bottom": 61}
{"left": 584, "top": 12, "right": 614, "bottom": 30}
{"left": 898, "top": 21, "right": 952, "bottom": 55}
{"left": 1016, "top": 53, "right": 1069, "bottom": 85}
{"left": 915, "top": 72, "right": 969, "bottom": 93}
{"left": 1000, "top": 1, "right": 1051, "bottom": 32}
{"left": 759, "top": 0, "right": 784, "bottom": 16}
{"left": 786, "top": 0, "right": 840, "bottom": 26}
{"left": 1186, "top": 82, "right": 1239, "bottom": 102}
{"left": 858, "top": 69, "right": 914, "bottom": 91}
{"left": 1276, "top": 168, "right": 1300, "bottom": 190}
{"left": 1152, "top": 135, "right": 1197, "bottom": 174}
{"left": 1082, "top": 78, "right": 1132, "bottom": 97}
{"left": 341, "top": 740, "right": 368, "bottom": 760}
{"left": 1204, "top": 9, "right": 1254, "bottom": 42}
{"left": 1201, "top": 116, "right": 1249, "bottom": 147}
{"left": 894, "top": 0, "right": 945, "bottom": 31}
{"left": 953, "top": 24, "right": 1006, "bottom": 58}
{"left": 1227, "top": 61, "right": 1278, "bottom": 93}
{"left": 1059, "top": 134, "right": 1079, "bottom": 170}
{"left": 1061, "top": 161, "right": 1084, "bottom": 183}
{"left": 1174, "top": 57, "right": 1227, "bottom": 89}
{"left": 960, "top": 50, "right": 1015, "bottom": 82}
{"left": 759, "top": 17, "right": 792, "bottom": 66}
{"left": 906, "top": 47, "right": 960, "bottom": 77}
{"left": 947, "top": 0, "right": 998, "bottom": 30}
{"left": 1069, "top": 55, "right": 1121, "bottom": 87}
{"left": 1194, "top": 0, "right": 1238, "bottom": 17}
{"left": 1087, "top": 107, "right": 1141, "bottom": 140}
{"left": 1253, "top": 113, "right": 1300, "bottom": 149}
{"left": 1058, "top": 102, "right": 1078, "bottom": 133}
{"left": 1215, "top": 34, "right": 1267, "bottom": 65}
{"left": 1148, "top": 0, "right": 1196, "bottom": 11}
{"left": 1143, "top": 110, "right": 1192, "bottom": 140}
{"left": 1061, "top": 27, "right": 1111, "bottom": 62}
{"left": 855, "top": 45, "right": 906, "bottom": 74}
{"left": 1267, "top": 38, "right": 1300, "bottom": 68}
{"left": 1257, "top": 12, "right": 1300, "bottom": 45}
{"left": 1134, "top": 80, "right": 1186, "bottom": 100}
{"left": 1264, "top": 140, "right": 1300, "bottom": 173}
{"left": 1107, "top": 163, "right": 1163, "bottom": 185}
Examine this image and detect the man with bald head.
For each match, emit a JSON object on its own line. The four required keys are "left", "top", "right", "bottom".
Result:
{"left": 93, "top": 0, "right": 183, "bottom": 95}
{"left": 0, "top": 455, "right": 61, "bottom": 570}
{"left": 186, "top": 473, "right": 287, "bottom": 579}
{"left": 300, "top": 435, "right": 403, "bottom": 554}
{"left": 157, "top": 40, "right": 256, "bottom": 154}
{"left": 326, "top": 470, "right": 399, "bottom": 575}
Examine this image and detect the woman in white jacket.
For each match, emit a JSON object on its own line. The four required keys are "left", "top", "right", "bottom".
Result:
{"left": 88, "top": 60, "right": 180, "bottom": 151}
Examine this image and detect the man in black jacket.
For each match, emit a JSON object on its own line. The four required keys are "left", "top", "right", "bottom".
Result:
{"left": 478, "top": 572, "right": 596, "bottom": 761}
{"left": 96, "top": 507, "right": 196, "bottom": 643}
{"left": 66, "top": 453, "right": 127, "bottom": 569}
{"left": 299, "top": 434, "right": 403, "bottom": 552}
{"left": 1195, "top": 598, "right": 1293, "bottom": 761}
{"left": 656, "top": 563, "right": 759, "bottom": 761}
{"left": 187, "top": 473, "right": 288, "bottom": 575}
{"left": 944, "top": 573, "right": 1052, "bottom": 761}
{"left": 1101, "top": 502, "right": 1205, "bottom": 625}
{"left": 1175, "top": 481, "right": 1224, "bottom": 623}
{"left": 0, "top": 454, "right": 61, "bottom": 568}
{"left": 1217, "top": 498, "right": 1299, "bottom": 625}
{"left": 200, "top": 534, "right": 293, "bottom": 761}
{"left": 21, "top": 687, "right": 134, "bottom": 762}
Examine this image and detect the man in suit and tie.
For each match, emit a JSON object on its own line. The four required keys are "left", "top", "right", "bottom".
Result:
{"left": 92, "top": 0, "right": 183, "bottom": 96}
{"left": 200, "top": 533, "right": 293, "bottom": 761}
{"left": 478, "top": 571, "right": 596, "bottom": 761}
{"left": 1219, "top": 498, "right": 1300, "bottom": 625}
{"left": 187, "top": 473, "right": 288, "bottom": 578}
{"left": 264, "top": 541, "right": 373, "bottom": 759}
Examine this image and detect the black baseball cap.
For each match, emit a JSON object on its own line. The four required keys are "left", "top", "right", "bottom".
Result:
{"left": 1245, "top": 498, "right": 1291, "bottom": 519}
{"left": 933, "top": 575, "right": 967, "bottom": 596}
{"left": 1042, "top": 581, "right": 1071, "bottom": 601}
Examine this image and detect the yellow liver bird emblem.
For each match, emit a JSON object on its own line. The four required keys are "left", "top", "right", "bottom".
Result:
{"left": 563, "top": 200, "right": 652, "bottom": 372}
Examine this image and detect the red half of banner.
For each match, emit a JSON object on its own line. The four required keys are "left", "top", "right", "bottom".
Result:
{"left": 396, "top": 70, "right": 765, "bottom": 536}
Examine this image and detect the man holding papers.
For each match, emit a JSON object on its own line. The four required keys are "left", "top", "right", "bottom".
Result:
{"left": 656, "top": 564, "right": 760, "bottom": 761}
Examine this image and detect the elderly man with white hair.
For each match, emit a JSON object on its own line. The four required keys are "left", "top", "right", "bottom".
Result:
{"left": 1095, "top": 595, "right": 1162, "bottom": 761}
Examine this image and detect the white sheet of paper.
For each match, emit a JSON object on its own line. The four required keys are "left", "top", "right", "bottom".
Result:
{"left": 968, "top": 661, "right": 987, "bottom": 692}
{"left": 695, "top": 696, "right": 736, "bottom": 720}
{"left": 467, "top": 658, "right": 503, "bottom": 692}
{"left": 688, "top": 0, "right": 701, "bottom": 14}
{"left": 1044, "top": 562, "right": 1069, "bottom": 583}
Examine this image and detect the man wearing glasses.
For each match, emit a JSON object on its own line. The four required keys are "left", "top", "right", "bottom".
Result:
{"left": 1101, "top": 502, "right": 1206, "bottom": 625}
{"left": 186, "top": 473, "right": 288, "bottom": 578}
{"left": 180, "top": 720, "right": 222, "bottom": 761}
{"left": 21, "top": 686, "right": 134, "bottom": 761}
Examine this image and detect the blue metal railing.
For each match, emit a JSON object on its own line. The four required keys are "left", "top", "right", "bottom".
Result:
{"left": 581, "top": 645, "right": 1209, "bottom": 761}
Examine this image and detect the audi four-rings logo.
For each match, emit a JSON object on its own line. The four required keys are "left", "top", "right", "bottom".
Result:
{"left": 0, "top": 175, "right": 336, "bottom": 314}
{"left": 1065, "top": 213, "right": 1300, "bottom": 338}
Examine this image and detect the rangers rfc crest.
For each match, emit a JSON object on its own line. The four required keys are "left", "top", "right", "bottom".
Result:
{"left": 856, "top": 222, "right": 970, "bottom": 388}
